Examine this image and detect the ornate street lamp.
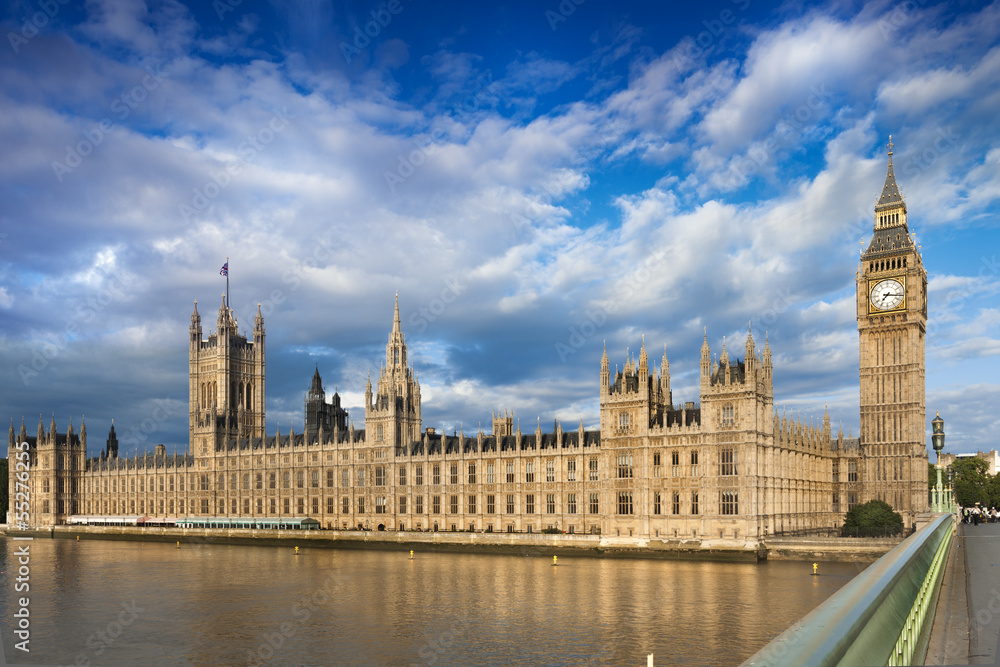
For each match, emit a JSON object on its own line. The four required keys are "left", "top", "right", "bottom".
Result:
{"left": 931, "top": 412, "right": 951, "bottom": 512}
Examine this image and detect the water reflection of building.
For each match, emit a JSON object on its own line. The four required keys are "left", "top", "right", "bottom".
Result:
{"left": 8, "top": 147, "right": 929, "bottom": 538}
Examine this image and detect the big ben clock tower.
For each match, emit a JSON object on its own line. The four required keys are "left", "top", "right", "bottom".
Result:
{"left": 857, "top": 137, "right": 929, "bottom": 523}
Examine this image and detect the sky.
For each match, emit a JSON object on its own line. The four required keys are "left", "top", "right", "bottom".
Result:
{"left": 1, "top": 0, "right": 998, "bottom": 458}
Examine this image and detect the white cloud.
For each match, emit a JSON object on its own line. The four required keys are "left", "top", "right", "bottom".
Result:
{"left": 1, "top": 0, "right": 998, "bottom": 453}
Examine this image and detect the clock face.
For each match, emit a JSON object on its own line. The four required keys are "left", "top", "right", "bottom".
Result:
{"left": 870, "top": 278, "right": 905, "bottom": 311}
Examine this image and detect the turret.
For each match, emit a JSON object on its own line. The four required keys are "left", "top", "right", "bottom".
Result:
{"left": 762, "top": 333, "right": 772, "bottom": 385}
{"left": 106, "top": 422, "right": 119, "bottom": 458}
{"left": 190, "top": 300, "right": 202, "bottom": 346}
{"left": 254, "top": 302, "right": 264, "bottom": 336}
{"left": 700, "top": 330, "right": 710, "bottom": 390}
{"left": 720, "top": 338, "right": 730, "bottom": 385}
{"left": 600, "top": 341, "right": 610, "bottom": 396}
{"left": 637, "top": 336, "right": 649, "bottom": 398}
{"left": 660, "top": 346, "right": 671, "bottom": 404}
{"left": 217, "top": 294, "right": 231, "bottom": 333}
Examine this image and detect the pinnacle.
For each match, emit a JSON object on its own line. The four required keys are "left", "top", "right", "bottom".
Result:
{"left": 392, "top": 292, "right": 401, "bottom": 333}
{"left": 875, "top": 136, "right": 905, "bottom": 212}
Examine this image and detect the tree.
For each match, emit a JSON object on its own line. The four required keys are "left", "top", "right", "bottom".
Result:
{"left": 841, "top": 499, "right": 904, "bottom": 537}
{"left": 988, "top": 474, "right": 1000, "bottom": 510}
{"left": 952, "top": 457, "right": 990, "bottom": 507}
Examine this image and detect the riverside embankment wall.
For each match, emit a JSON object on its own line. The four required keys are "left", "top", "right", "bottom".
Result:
{"left": 2, "top": 525, "right": 900, "bottom": 562}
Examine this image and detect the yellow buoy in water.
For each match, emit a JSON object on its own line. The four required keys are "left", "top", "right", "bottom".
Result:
{"left": 552, "top": 555, "right": 558, "bottom": 567}
{"left": 294, "top": 546, "right": 299, "bottom": 555}
{"left": 812, "top": 563, "right": 819, "bottom": 576}
{"left": 176, "top": 541, "right": 180, "bottom": 549}
{"left": 76, "top": 535, "right": 79, "bottom": 541}
{"left": 409, "top": 550, "right": 414, "bottom": 560}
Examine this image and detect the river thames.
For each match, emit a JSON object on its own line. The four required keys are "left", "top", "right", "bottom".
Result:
{"left": 1, "top": 537, "right": 864, "bottom": 666}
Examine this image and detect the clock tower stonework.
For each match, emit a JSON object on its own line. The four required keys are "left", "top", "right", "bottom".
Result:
{"left": 857, "top": 138, "right": 929, "bottom": 524}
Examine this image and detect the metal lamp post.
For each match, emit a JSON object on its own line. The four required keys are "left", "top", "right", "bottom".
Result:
{"left": 947, "top": 465, "right": 955, "bottom": 511}
{"left": 931, "top": 412, "right": 951, "bottom": 513}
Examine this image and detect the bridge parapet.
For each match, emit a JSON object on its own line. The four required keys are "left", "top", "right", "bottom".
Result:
{"left": 742, "top": 512, "right": 956, "bottom": 666}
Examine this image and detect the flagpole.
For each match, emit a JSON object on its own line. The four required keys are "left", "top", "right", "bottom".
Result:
{"left": 226, "top": 256, "right": 230, "bottom": 319}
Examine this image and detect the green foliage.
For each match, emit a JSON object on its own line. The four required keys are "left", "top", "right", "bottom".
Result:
{"left": 0, "top": 457, "right": 6, "bottom": 521}
{"left": 956, "top": 478, "right": 989, "bottom": 507}
{"left": 988, "top": 475, "right": 1000, "bottom": 509}
{"left": 841, "top": 499, "right": 904, "bottom": 537}
{"left": 953, "top": 457, "right": 989, "bottom": 477}
{"left": 541, "top": 527, "right": 562, "bottom": 534}
{"left": 928, "top": 462, "right": 938, "bottom": 490}
{"left": 952, "top": 457, "right": 991, "bottom": 507}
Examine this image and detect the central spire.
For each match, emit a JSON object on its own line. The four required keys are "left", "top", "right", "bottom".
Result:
{"left": 393, "top": 291, "right": 401, "bottom": 334}
{"left": 865, "top": 136, "right": 915, "bottom": 257}
{"left": 875, "top": 134, "right": 905, "bottom": 214}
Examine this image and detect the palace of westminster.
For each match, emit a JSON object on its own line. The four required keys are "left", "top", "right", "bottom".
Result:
{"left": 8, "top": 147, "right": 930, "bottom": 539}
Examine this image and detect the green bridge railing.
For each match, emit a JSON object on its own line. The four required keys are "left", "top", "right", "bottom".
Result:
{"left": 742, "top": 512, "right": 955, "bottom": 667}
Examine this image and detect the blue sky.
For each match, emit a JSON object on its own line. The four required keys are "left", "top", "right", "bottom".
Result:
{"left": 1, "top": 0, "right": 998, "bottom": 457}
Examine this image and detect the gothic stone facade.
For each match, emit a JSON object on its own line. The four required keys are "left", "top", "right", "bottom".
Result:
{"left": 8, "top": 151, "right": 928, "bottom": 537}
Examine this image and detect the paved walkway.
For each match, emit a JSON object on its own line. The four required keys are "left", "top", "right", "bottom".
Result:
{"left": 925, "top": 519, "right": 1000, "bottom": 665}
